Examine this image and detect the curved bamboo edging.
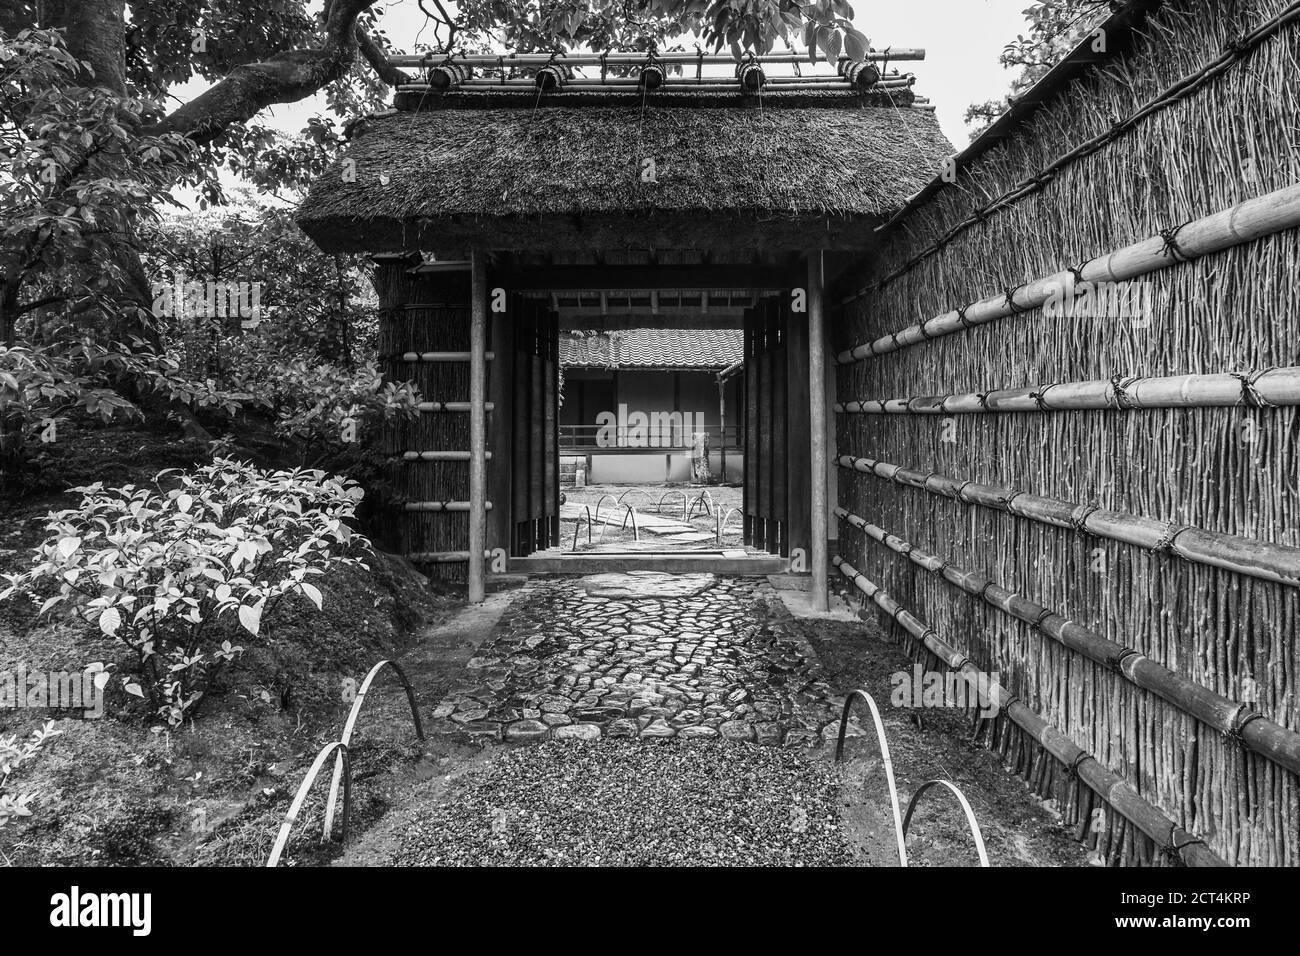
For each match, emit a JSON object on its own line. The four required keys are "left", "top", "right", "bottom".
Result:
{"left": 834, "top": 367, "right": 1300, "bottom": 414}
{"left": 834, "top": 689, "right": 909, "bottom": 866}
{"left": 658, "top": 490, "right": 689, "bottom": 521}
{"left": 902, "top": 780, "right": 990, "bottom": 867}
{"left": 266, "top": 741, "right": 352, "bottom": 868}
{"left": 835, "top": 182, "right": 1300, "bottom": 364}
{"left": 617, "top": 488, "right": 657, "bottom": 509}
{"left": 571, "top": 506, "right": 594, "bottom": 550}
{"left": 833, "top": 508, "right": 1300, "bottom": 776}
{"left": 835, "top": 453, "right": 1300, "bottom": 587}
{"left": 592, "top": 494, "right": 619, "bottom": 523}
{"left": 687, "top": 489, "right": 714, "bottom": 519}
{"left": 831, "top": 555, "right": 1226, "bottom": 867}
{"left": 620, "top": 505, "right": 641, "bottom": 541}
{"left": 716, "top": 507, "right": 743, "bottom": 544}
{"left": 323, "top": 660, "right": 425, "bottom": 842}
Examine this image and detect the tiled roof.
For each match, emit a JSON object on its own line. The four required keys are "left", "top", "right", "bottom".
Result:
{"left": 559, "top": 329, "right": 743, "bottom": 369}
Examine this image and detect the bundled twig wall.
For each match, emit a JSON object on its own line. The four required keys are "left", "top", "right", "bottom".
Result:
{"left": 833, "top": 0, "right": 1300, "bottom": 866}
{"left": 377, "top": 269, "right": 473, "bottom": 583}
{"left": 832, "top": 555, "right": 1227, "bottom": 867}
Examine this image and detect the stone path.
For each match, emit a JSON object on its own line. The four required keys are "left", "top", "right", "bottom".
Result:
{"left": 428, "top": 572, "right": 862, "bottom": 746}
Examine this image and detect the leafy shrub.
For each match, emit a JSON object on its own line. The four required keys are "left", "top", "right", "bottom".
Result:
{"left": 0, "top": 721, "right": 61, "bottom": 834}
{"left": 220, "top": 342, "right": 418, "bottom": 481}
{"left": 0, "top": 459, "right": 371, "bottom": 726}
{"left": 0, "top": 337, "right": 248, "bottom": 481}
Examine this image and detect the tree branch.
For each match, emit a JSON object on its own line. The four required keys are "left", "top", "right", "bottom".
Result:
{"left": 355, "top": 24, "right": 411, "bottom": 85}
{"left": 153, "top": 0, "right": 382, "bottom": 145}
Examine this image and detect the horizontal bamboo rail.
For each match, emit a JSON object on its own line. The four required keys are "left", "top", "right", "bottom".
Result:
{"left": 415, "top": 401, "right": 495, "bottom": 413}
{"left": 834, "top": 367, "right": 1300, "bottom": 414}
{"left": 388, "top": 50, "right": 926, "bottom": 67}
{"left": 831, "top": 556, "right": 1226, "bottom": 867}
{"left": 835, "top": 182, "right": 1300, "bottom": 359}
{"left": 396, "top": 351, "right": 495, "bottom": 362}
{"left": 404, "top": 550, "right": 493, "bottom": 563}
{"left": 402, "top": 450, "right": 493, "bottom": 461}
{"left": 833, "top": 507, "right": 1300, "bottom": 776}
{"left": 835, "top": 453, "right": 1300, "bottom": 587}
{"left": 401, "top": 501, "right": 494, "bottom": 512}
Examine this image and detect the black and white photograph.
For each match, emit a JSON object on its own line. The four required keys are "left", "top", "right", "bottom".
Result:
{"left": 0, "top": 0, "right": 1292, "bottom": 933}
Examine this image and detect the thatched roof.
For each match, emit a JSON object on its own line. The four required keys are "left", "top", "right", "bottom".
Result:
{"left": 296, "top": 92, "right": 952, "bottom": 255}
{"left": 561, "top": 329, "right": 742, "bottom": 370}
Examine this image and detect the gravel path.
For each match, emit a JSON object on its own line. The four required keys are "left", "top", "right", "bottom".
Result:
{"left": 386, "top": 738, "right": 855, "bottom": 867}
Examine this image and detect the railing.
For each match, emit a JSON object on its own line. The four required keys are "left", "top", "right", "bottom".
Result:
{"left": 835, "top": 688, "right": 989, "bottom": 867}
{"left": 560, "top": 423, "right": 743, "bottom": 451}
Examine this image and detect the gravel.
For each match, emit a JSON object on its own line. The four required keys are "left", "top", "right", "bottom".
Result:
{"left": 392, "top": 738, "right": 855, "bottom": 866}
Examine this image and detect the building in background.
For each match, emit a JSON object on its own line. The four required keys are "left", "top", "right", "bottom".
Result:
{"left": 559, "top": 328, "right": 744, "bottom": 484}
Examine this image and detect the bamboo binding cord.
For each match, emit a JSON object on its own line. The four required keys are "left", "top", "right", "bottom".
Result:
{"left": 835, "top": 453, "right": 1300, "bottom": 587}
{"left": 835, "top": 367, "right": 1300, "bottom": 414}
{"left": 831, "top": 556, "right": 1227, "bottom": 867}
{"left": 835, "top": 182, "right": 1300, "bottom": 363}
{"left": 833, "top": 507, "right": 1300, "bottom": 776}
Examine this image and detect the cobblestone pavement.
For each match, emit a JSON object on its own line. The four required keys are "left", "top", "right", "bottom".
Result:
{"left": 429, "top": 572, "right": 862, "bottom": 746}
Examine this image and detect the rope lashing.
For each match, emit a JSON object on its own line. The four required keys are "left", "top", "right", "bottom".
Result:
{"left": 1150, "top": 522, "right": 1191, "bottom": 555}
{"left": 1003, "top": 286, "right": 1028, "bottom": 315}
{"left": 956, "top": 305, "right": 974, "bottom": 328}
{"left": 1069, "top": 503, "right": 1102, "bottom": 534}
{"left": 1029, "top": 607, "right": 1054, "bottom": 633}
{"left": 1232, "top": 367, "right": 1278, "bottom": 408}
{"left": 1225, "top": 704, "right": 1267, "bottom": 746}
{"left": 736, "top": 52, "right": 766, "bottom": 92}
{"left": 1110, "top": 373, "right": 1143, "bottom": 410}
{"left": 1111, "top": 646, "right": 1142, "bottom": 672}
{"left": 1158, "top": 220, "right": 1193, "bottom": 262}
{"left": 1003, "top": 490, "right": 1027, "bottom": 513}
{"left": 1030, "top": 384, "right": 1056, "bottom": 411}
{"left": 1063, "top": 749, "right": 1092, "bottom": 779}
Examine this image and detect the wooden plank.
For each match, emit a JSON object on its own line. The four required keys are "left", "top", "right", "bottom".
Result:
{"left": 549, "top": 310, "right": 561, "bottom": 546}
{"left": 784, "top": 295, "right": 812, "bottom": 564}
{"left": 467, "top": 250, "right": 488, "bottom": 603}
{"left": 487, "top": 282, "right": 514, "bottom": 555}
{"left": 529, "top": 303, "right": 545, "bottom": 551}
{"left": 771, "top": 298, "right": 788, "bottom": 556}
{"left": 807, "top": 250, "right": 829, "bottom": 611}
{"left": 742, "top": 308, "right": 755, "bottom": 547}
{"left": 511, "top": 298, "right": 531, "bottom": 555}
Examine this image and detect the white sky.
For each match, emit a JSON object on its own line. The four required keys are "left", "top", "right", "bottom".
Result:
{"left": 173, "top": 0, "right": 1033, "bottom": 203}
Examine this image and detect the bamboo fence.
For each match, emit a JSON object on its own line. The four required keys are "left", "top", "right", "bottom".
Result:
{"left": 832, "top": 0, "right": 1300, "bottom": 866}
{"left": 832, "top": 555, "right": 1227, "bottom": 867}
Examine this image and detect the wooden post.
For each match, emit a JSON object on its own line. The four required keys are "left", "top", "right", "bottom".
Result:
{"left": 807, "top": 250, "right": 829, "bottom": 611}
{"left": 468, "top": 250, "right": 488, "bottom": 603}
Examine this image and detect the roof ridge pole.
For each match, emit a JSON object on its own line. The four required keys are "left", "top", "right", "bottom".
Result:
{"left": 808, "top": 249, "right": 830, "bottom": 611}
{"left": 468, "top": 248, "right": 488, "bottom": 603}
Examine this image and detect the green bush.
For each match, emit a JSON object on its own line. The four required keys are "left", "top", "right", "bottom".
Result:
{"left": 0, "top": 458, "right": 371, "bottom": 726}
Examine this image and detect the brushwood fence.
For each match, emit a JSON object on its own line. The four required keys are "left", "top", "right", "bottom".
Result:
{"left": 832, "top": 0, "right": 1300, "bottom": 866}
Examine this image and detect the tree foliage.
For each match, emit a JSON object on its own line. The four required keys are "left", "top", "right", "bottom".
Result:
{"left": 964, "top": 0, "right": 1114, "bottom": 139}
